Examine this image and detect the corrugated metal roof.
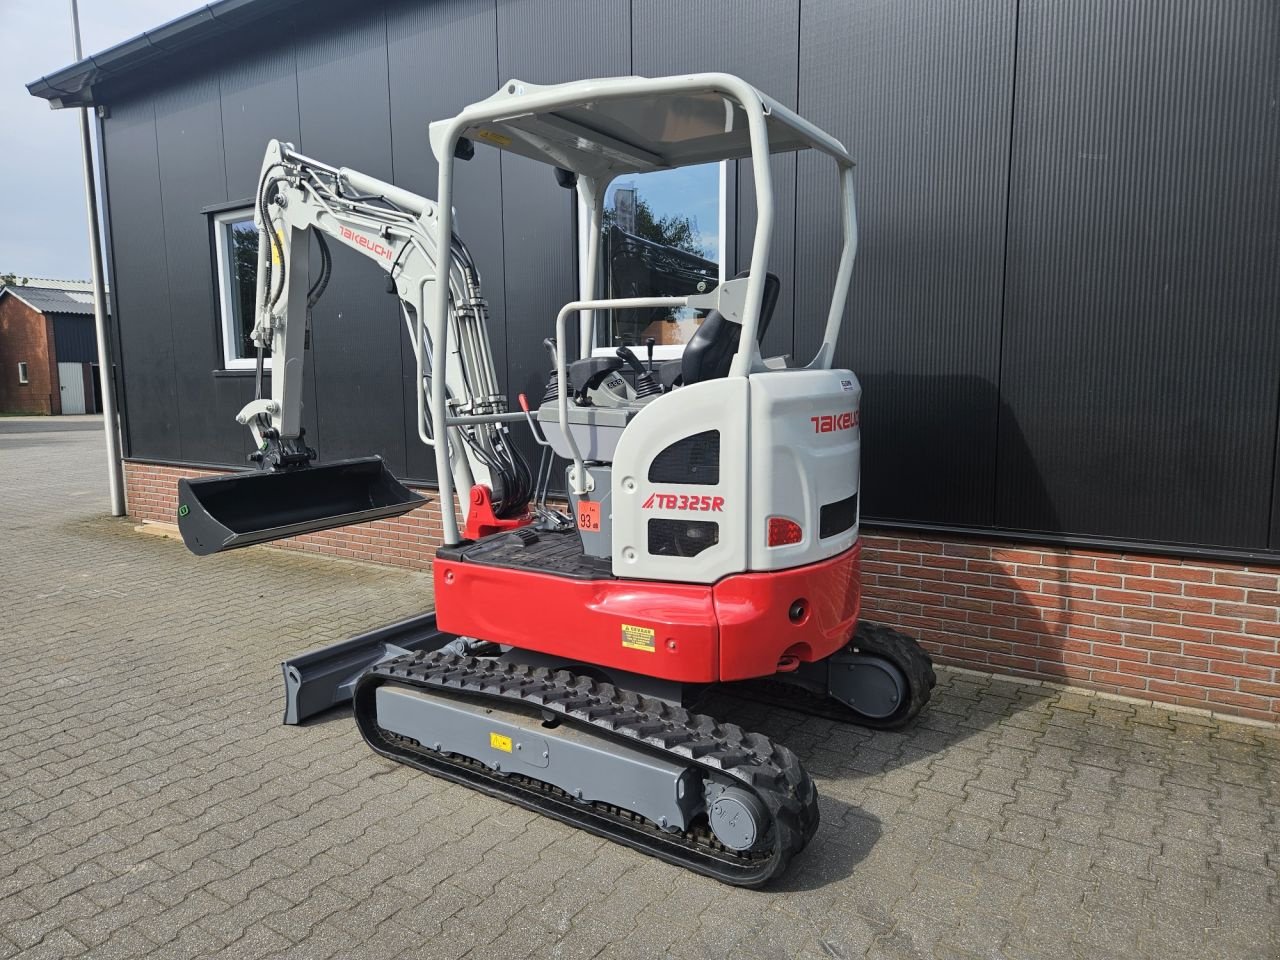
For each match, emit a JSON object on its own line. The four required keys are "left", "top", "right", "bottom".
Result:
{"left": 0, "top": 279, "right": 110, "bottom": 317}
{"left": 26, "top": 0, "right": 309, "bottom": 109}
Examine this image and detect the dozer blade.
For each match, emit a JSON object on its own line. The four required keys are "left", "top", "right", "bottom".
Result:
{"left": 176, "top": 456, "right": 426, "bottom": 556}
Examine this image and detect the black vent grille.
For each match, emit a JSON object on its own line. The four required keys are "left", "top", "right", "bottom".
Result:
{"left": 648, "top": 431, "right": 720, "bottom": 485}
{"left": 647, "top": 519, "right": 719, "bottom": 557}
{"left": 819, "top": 492, "right": 859, "bottom": 539}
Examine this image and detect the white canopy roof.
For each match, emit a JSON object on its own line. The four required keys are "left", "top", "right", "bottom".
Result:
{"left": 429, "top": 73, "right": 854, "bottom": 181}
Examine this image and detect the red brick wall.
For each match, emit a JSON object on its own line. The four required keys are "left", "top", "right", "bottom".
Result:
{"left": 0, "top": 293, "right": 59, "bottom": 414}
{"left": 125, "top": 460, "right": 1280, "bottom": 724}
{"left": 859, "top": 536, "right": 1280, "bottom": 724}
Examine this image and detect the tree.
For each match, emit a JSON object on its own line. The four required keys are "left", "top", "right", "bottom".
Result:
{"left": 604, "top": 196, "right": 705, "bottom": 257}
{"left": 0, "top": 273, "right": 29, "bottom": 288}
{"left": 229, "top": 225, "right": 265, "bottom": 357}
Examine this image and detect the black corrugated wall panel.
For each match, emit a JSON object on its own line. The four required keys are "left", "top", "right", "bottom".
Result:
{"left": 99, "top": 95, "right": 182, "bottom": 462}
{"left": 997, "top": 0, "right": 1280, "bottom": 549}
{"left": 631, "top": 0, "right": 802, "bottom": 364}
{"left": 217, "top": 36, "right": 314, "bottom": 467}
{"left": 494, "top": 0, "right": 631, "bottom": 479}
{"left": 796, "top": 0, "right": 1017, "bottom": 528}
{"left": 387, "top": 0, "right": 502, "bottom": 484}
{"left": 153, "top": 73, "right": 245, "bottom": 466}
{"left": 51, "top": 316, "right": 97, "bottom": 364}
{"left": 294, "top": 10, "right": 408, "bottom": 476}
{"left": 1272, "top": 412, "right": 1280, "bottom": 550}
{"left": 219, "top": 38, "right": 301, "bottom": 202}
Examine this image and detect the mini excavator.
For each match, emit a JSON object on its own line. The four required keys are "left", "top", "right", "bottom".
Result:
{"left": 177, "top": 74, "right": 936, "bottom": 886}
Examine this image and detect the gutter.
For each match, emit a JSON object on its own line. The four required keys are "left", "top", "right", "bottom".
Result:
{"left": 26, "top": 0, "right": 305, "bottom": 108}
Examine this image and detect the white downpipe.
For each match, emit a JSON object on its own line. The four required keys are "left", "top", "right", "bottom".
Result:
{"left": 70, "top": 0, "right": 124, "bottom": 516}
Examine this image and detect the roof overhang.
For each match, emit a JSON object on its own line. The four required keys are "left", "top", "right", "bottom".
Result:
{"left": 430, "top": 73, "right": 854, "bottom": 181}
{"left": 26, "top": 0, "right": 307, "bottom": 109}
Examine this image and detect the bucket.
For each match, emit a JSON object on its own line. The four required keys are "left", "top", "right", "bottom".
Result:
{"left": 176, "top": 457, "right": 426, "bottom": 556}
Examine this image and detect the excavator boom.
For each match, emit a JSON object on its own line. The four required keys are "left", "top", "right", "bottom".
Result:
{"left": 177, "top": 140, "right": 532, "bottom": 554}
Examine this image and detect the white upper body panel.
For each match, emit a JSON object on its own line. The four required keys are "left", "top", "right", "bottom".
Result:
{"left": 747, "top": 369, "right": 861, "bottom": 570}
{"left": 608, "top": 377, "right": 749, "bottom": 584}
{"left": 601, "top": 368, "right": 860, "bottom": 583}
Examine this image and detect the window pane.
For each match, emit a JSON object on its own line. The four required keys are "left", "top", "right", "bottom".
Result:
{"left": 225, "top": 218, "right": 266, "bottom": 361}
{"left": 601, "top": 163, "right": 720, "bottom": 347}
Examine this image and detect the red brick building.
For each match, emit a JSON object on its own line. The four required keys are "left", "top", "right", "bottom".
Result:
{"left": 0, "top": 279, "right": 104, "bottom": 415}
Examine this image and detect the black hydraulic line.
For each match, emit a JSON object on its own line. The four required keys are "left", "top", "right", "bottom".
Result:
{"left": 257, "top": 169, "right": 288, "bottom": 313}
{"left": 250, "top": 170, "right": 287, "bottom": 405}
{"left": 307, "top": 231, "right": 332, "bottom": 308}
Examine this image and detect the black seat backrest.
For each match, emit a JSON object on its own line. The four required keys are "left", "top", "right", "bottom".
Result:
{"left": 680, "top": 270, "right": 780, "bottom": 386}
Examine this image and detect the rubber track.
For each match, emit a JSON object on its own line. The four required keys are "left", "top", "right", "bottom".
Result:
{"left": 353, "top": 651, "right": 820, "bottom": 887}
{"left": 725, "top": 623, "right": 938, "bottom": 729}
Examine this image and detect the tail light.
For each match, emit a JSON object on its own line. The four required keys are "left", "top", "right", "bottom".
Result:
{"left": 767, "top": 516, "right": 803, "bottom": 547}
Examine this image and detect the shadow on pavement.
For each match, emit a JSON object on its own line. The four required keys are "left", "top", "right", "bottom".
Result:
{"left": 777, "top": 795, "right": 882, "bottom": 892}
{"left": 296, "top": 704, "right": 356, "bottom": 728}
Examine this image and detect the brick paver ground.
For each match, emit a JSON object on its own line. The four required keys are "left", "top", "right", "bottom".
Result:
{"left": 2, "top": 418, "right": 1278, "bottom": 960}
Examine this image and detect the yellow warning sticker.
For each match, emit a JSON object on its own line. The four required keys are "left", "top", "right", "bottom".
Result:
{"left": 489, "top": 732, "right": 513, "bottom": 753}
{"left": 621, "top": 624, "right": 656, "bottom": 653}
{"left": 474, "top": 128, "right": 513, "bottom": 147}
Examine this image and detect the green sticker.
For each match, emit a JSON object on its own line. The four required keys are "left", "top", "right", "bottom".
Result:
{"left": 178, "top": 504, "right": 190, "bottom": 518}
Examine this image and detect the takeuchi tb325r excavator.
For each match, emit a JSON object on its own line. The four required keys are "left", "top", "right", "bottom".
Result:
{"left": 177, "top": 73, "right": 936, "bottom": 886}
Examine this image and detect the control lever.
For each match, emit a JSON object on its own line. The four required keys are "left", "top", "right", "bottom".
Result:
{"left": 645, "top": 337, "right": 656, "bottom": 374}
{"left": 517, "top": 393, "right": 550, "bottom": 447}
{"left": 541, "top": 337, "right": 562, "bottom": 405}
{"left": 519, "top": 393, "right": 572, "bottom": 532}
{"left": 616, "top": 345, "right": 663, "bottom": 399}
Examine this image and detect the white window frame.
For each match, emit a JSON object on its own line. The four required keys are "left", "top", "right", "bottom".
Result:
{"left": 213, "top": 207, "right": 268, "bottom": 370}
{"left": 578, "top": 161, "right": 728, "bottom": 361}
{"left": 17, "top": 361, "right": 28, "bottom": 384}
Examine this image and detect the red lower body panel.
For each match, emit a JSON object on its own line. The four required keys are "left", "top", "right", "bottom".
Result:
{"left": 433, "top": 542, "right": 862, "bottom": 683}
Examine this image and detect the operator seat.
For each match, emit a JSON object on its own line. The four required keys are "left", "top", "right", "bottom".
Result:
{"left": 680, "top": 269, "right": 780, "bottom": 386}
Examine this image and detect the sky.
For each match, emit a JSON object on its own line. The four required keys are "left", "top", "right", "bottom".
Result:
{"left": 0, "top": 0, "right": 198, "bottom": 281}
{"left": 606, "top": 164, "right": 722, "bottom": 263}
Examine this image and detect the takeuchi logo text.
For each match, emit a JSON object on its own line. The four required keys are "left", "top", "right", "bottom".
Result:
{"left": 812, "top": 410, "right": 859, "bottom": 433}
{"left": 339, "top": 225, "right": 394, "bottom": 261}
